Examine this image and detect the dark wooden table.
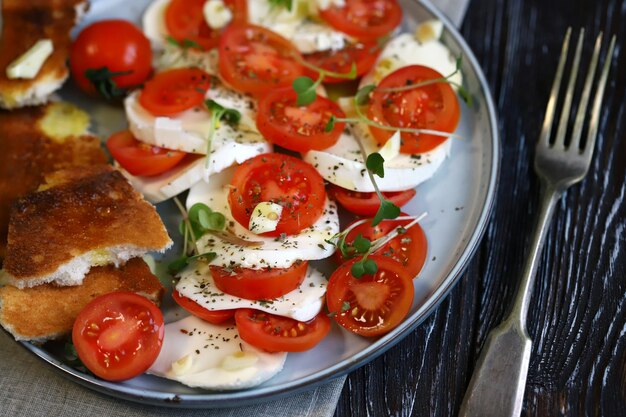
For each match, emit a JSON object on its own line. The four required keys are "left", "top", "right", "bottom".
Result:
{"left": 335, "top": 0, "right": 626, "bottom": 416}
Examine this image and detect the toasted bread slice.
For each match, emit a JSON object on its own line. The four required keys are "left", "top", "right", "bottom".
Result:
{"left": 2, "top": 165, "right": 173, "bottom": 288}
{"left": 0, "top": 0, "right": 88, "bottom": 109}
{"left": 0, "top": 258, "right": 164, "bottom": 342}
{"left": 0, "top": 102, "right": 107, "bottom": 259}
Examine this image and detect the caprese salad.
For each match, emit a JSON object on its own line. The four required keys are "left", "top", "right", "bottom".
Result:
{"left": 68, "top": 0, "right": 465, "bottom": 390}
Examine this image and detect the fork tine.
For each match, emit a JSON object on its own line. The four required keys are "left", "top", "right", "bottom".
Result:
{"left": 553, "top": 29, "right": 585, "bottom": 149}
{"left": 538, "top": 28, "right": 572, "bottom": 147}
{"left": 583, "top": 35, "right": 616, "bottom": 159}
{"left": 569, "top": 33, "right": 603, "bottom": 152}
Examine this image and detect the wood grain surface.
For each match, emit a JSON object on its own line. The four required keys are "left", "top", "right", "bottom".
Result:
{"left": 334, "top": 0, "right": 626, "bottom": 416}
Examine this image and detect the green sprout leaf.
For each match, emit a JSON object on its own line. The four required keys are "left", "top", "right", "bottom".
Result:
{"left": 189, "top": 252, "right": 217, "bottom": 263}
{"left": 351, "top": 261, "right": 365, "bottom": 278}
{"left": 341, "top": 301, "right": 351, "bottom": 313}
{"left": 362, "top": 258, "right": 378, "bottom": 275}
{"left": 355, "top": 84, "right": 375, "bottom": 106}
{"left": 293, "top": 76, "right": 318, "bottom": 106}
{"left": 269, "top": 0, "right": 292, "bottom": 11}
{"left": 168, "top": 256, "right": 189, "bottom": 274}
{"left": 366, "top": 152, "right": 385, "bottom": 178}
{"left": 353, "top": 234, "right": 371, "bottom": 254}
{"left": 457, "top": 85, "right": 473, "bottom": 107}
{"left": 205, "top": 100, "right": 241, "bottom": 125}
{"left": 372, "top": 200, "right": 401, "bottom": 226}
{"left": 325, "top": 115, "right": 336, "bottom": 133}
{"left": 293, "top": 76, "right": 315, "bottom": 93}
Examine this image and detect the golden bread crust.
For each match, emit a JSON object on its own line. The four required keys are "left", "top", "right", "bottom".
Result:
{"left": 0, "top": 258, "right": 164, "bottom": 341}
{"left": 0, "top": 0, "right": 88, "bottom": 108}
{"left": 3, "top": 166, "right": 172, "bottom": 281}
{"left": 0, "top": 105, "right": 106, "bottom": 259}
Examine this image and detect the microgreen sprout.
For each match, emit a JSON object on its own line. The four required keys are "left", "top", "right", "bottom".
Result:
{"left": 166, "top": 36, "right": 204, "bottom": 52}
{"left": 204, "top": 99, "right": 241, "bottom": 181}
{"left": 169, "top": 197, "right": 225, "bottom": 273}
{"left": 327, "top": 213, "right": 428, "bottom": 278}
{"left": 268, "top": 0, "right": 292, "bottom": 11}
{"left": 292, "top": 61, "right": 357, "bottom": 106}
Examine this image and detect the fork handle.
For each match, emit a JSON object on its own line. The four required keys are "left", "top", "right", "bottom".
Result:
{"left": 459, "top": 184, "right": 560, "bottom": 417}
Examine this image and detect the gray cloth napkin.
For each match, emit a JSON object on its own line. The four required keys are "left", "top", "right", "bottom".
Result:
{"left": 0, "top": 1, "right": 468, "bottom": 415}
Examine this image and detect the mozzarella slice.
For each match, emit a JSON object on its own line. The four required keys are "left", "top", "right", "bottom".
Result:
{"left": 247, "top": 0, "right": 349, "bottom": 53}
{"left": 186, "top": 168, "right": 339, "bottom": 269}
{"left": 362, "top": 32, "right": 462, "bottom": 86}
{"left": 125, "top": 83, "right": 268, "bottom": 155}
{"left": 148, "top": 315, "right": 287, "bottom": 390}
{"left": 118, "top": 156, "right": 204, "bottom": 204}
{"left": 303, "top": 124, "right": 451, "bottom": 192}
{"left": 142, "top": 0, "right": 219, "bottom": 74}
{"left": 176, "top": 264, "right": 326, "bottom": 321}
{"left": 142, "top": 0, "right": 170, "bottom": 48}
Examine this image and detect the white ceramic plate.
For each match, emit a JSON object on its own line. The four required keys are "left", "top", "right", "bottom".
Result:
{"left": 16, "top": 0, "right": 500, "bottom": 408}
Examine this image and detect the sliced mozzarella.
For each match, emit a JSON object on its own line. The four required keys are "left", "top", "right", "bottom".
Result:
{"left": 176, "top": 264, "right": 327, "bottom": 321}
{"left": 148, "top": 315, "right": 287, "bottom": 390}
{"left": 186, "top": 168, "right": 340, "bottom": 269}
{"left": 303, "top": 124, "right": 451, "bottom": 192}
{"left": 362, "top": 32, "right": 462, "bottom": 86}
{"left": 118, "top": 156, "right": 204, "bottom": 204}
{"left": 142, "top": 0, "right": 219, "bottom": 74}
{"left": 142, "top": 0, "right": 170, "bottom": 48}
{"left": 247, "top": 0, "right": 349, "bottom": 53}
{"left": 125, "top": 83, "right": 268, "bottom": 155}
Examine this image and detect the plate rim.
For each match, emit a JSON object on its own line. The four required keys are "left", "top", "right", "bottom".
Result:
{"left": 18, "top": 0, "right": 501, "bottom": 408}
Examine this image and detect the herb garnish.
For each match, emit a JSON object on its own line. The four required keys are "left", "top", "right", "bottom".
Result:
{"left": 169, "top": 198, "right": 225, "bottom": 273}
{"left": 268, "top": 0, "right": 292, "bottom": 11}
{"left": 292, "top": 62, "right": 357, "bottom": 106}
{"left": 204, "top": 99, "right": 242, "bottom": 180}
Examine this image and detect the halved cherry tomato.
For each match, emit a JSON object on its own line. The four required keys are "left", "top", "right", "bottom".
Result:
{"left": 139, "top": 68, "right": 211, "bottom": 116}
{"left": 328, "top": 185, "right": 416, "bottom": 216}
{"left": 165, "top": 0, "right": 247, "bottom": 50}
{"left": 228, "top": 153, "right": 327, "bottom": 236}
{"left": 106, "top": 131, "right": 187, "bottom": 176}
{"left": 327, "top": 256, "right": 413, "bottom": 337}
{"left": 72, "top": 292, "right": 164, "bottom": 381}
{"left": 70, "top": 20, "right": 152, "bottom": 96}
{"left": 256, "top": 88, "right": 345, "bottom": 152}
{"left": 368, "top": 65, "right": 460, "bottom": 154}
{"left": 319, "top": 0, "right": 403, "bottom": 42}
{"left": 337, "top": 215, "right": 428, "bottom": 279}
{"left": 172, "top": 290, "right": 235, "bottom": 324}
{"left": 235, "top": 309, "right": 330, "bottom": 352}
{"left": 218, "top": 24, "right": 304, "bottom": 96}
{"left": 303, "top": 42, "right": 381, "bottom": 83}
{"left": 211, "top": 260, "right": 308, "bottom": 300}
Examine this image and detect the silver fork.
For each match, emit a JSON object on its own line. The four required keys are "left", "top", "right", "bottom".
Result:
{"left": 458, "top": 28, "right": 616, "bottom": 417}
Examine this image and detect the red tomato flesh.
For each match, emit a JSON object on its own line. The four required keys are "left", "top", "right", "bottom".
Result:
{"left": 172, "top": 290, "right": 235, "bottom": 324}
{"left": 139, "top": 68, "right": 211, "bottom": 116}
{"left": 72, "top": 292, "right": 164, "bottom": 381}
{"left": 319, "top": 0, "right": 403, "bottom": 42}
{"left": 218, "top": 24, "right": 304, "bottom": 96}
{"left": 303, "top": 42, "right": 381, "bottom": 83}
{"left": 235, "top": 309, "right": 330, "bottom": 352}
{"left": 228, "top": 153, "right": 327, "bottom": 236}
{"left": 338, "top": 215, "right": 428, "bottom": 279}
{"left": 106, "top": 130, "right": 187, "bottom": 177}
{"left": 328, "top": 185, "right": 416, "bottom": 217}
{"left": 256, "top": 88, "right": 346, "bottom": 152}
{"left": 368, "top": 65, "right": 461, "bottom": 154}
{"left": 327, "top": 256, "right": 414, "bottom": 337}
{"left": 70, "top": 19, "right": 152, "bottom": 96}
{"left": 164, "top": 0, "right": 247, "bottom": 50}
{"left": 211, "top": 260, "right": 308, "bottom": 300}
